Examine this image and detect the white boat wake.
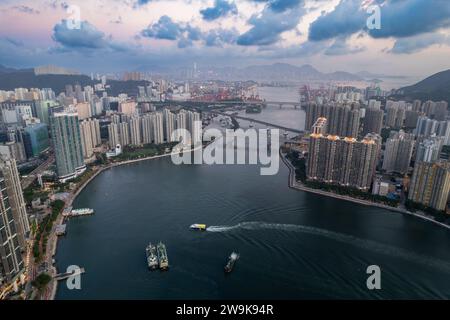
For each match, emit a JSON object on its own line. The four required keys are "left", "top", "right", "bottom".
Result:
{"left": 207, "top": 222, "right": 450, "bottom": 273}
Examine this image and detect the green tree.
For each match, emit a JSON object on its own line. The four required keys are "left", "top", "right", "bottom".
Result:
{"left": 32, "top": 273, "right": 52, "bottom": 291}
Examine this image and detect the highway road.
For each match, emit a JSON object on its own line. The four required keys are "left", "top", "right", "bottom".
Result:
{"left": 21, "top": 155, "right": 55, "bottom": 189}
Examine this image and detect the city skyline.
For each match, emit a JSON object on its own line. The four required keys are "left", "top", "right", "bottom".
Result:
{"left": 2, "top": 65, "right": 450, "bottom": 301}
{"left": 0, "top": 0, "right": 449, "bottom": 77}
{"left": 2, "top": 0, "right": 450, "bottom": 304}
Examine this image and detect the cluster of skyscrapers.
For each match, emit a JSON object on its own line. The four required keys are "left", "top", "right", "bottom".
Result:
{"left": 107, "top": 108, "right": 201, "bottom": 149}
{"left": 0, "top": 75, "right": 204, "bottom": 295}
{"left": 307, "top": 118, "right": 380, "bottom": 190}
{"left": 304, "top": 96, "right": 450, "bottom": 212}
{"left": 0, "top": 99, "right": 52, "bottom": 163}
{"left": 305, "top": 102, "right": 360, "bottom": 138}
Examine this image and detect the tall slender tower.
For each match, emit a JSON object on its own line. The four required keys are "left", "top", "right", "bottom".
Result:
{"left": 152, "top": 113, "right": 164, "bottom": 145}
{"left": 409, "top": 161, "right": 450, "bottom": 211}
{"left": 382, "top": 130, "right": 414, "bottom": 174}
{"left": 79, "top": 120, "right": 94, "bottom": 158}
{"left": 108, "top": 123, "right": 120, "bottom": 148}
{"left": 0, "top": 157, "right": 30, "bottom": 287}
{"left": 163, "top": 109, "right": 176, "bottom": 143}
{"left": 141, "top": 114, "right": 154, "bottom": 144}
{"left": 187, "top": 111, "right": 201, "bottom": 145}
{"left": 129, "top": 116, "right": 142, "bottom": 146}
{"left": 51, "top": 112, "right": 86, "bottom": 182}
{"left": 118, "top": 122, "right": 130, "bottom": 147}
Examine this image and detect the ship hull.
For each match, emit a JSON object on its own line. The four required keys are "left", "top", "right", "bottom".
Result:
{"left": 157, "top": 242, "right": 169, "bottom": 271}
{"left": 190, "top": 224, "right": 207, "bottom": 231}
{"left": 224, "top": 252, "right": 239, "bottom": 273}
{"left": 146, "top": 243, "right": 159, "bottom": 270}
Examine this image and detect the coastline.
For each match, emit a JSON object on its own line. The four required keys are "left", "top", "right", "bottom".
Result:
{"left": 48, "top": 146, "right": 201, "bottom": 300}
{"left": 47, "top": 145, "right": 449, "bottom": 299}
{"left": 280, "top": 151, "right": 450, "bottom": 231}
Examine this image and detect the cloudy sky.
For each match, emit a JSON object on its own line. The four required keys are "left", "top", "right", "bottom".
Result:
{"left": 0, "top": 0, "right": 450, "bottom": 77}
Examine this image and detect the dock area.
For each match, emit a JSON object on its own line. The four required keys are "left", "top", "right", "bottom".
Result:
{"left": 62, "top": 207, "right": 94, "bottom": 218}
{"left": 55, "top": 224, "right": 67, "bottom": 236}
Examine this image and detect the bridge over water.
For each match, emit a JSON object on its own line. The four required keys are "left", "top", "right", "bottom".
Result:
{"left": 161, "top": 100, "right": 302, "bottom": 109}
{"left": 214, "top": 111, "right": 304, "bottom": 134}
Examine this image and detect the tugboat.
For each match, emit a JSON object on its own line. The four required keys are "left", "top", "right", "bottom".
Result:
{"left": 157, "top": 242, "right": 169, "bottom": 270}
{"left": 146, "top": 243, "right": 158, "bottom": 270}
{"left": 190, "top": 224, "right": 207, "bottom": 231}
{"left": 224, "top": 252, "right": 239, "bottom": 273}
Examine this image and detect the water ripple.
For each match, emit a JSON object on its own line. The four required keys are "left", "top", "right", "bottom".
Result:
{"left": 207, "top": 222, "right": 450, "bottom": 274}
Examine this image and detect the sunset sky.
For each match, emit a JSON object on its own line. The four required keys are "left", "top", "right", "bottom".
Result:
{"left": 0, "top": 0, "right": 449, "bottom": 76}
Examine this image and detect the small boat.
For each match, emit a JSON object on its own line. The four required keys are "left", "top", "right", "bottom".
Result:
{"left": 157, "top": 242, "right": 169, "bottom": 270}
{"left": 190, "top": 224, "right": 207, "bottom": 231}
{"left": 146, "top": 243, "right": 158, "bottom": 270}
{"left": 224, "top": 252, "right": 239, "bottom": 273}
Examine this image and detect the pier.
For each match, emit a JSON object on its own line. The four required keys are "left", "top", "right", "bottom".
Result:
{"left": 54, "top": 268, "right": 85, "bottom": 281}
{"left": 63, "top": 207, "right": 94, "bottom": 218}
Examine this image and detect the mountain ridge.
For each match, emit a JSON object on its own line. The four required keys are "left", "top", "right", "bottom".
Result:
{"left": 396, "top": 69, "right": 450, "bottom": 102}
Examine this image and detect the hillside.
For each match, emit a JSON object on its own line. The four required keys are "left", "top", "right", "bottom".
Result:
{"left": 0, "top": 70, "right": 150, "bottom": 96}
{"left": 396, "top": 69, "right": 450, "bottom": 102}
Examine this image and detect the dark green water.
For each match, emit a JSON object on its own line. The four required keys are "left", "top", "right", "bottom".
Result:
{"left": 55, "top": 153, "right": 450, "bottom": 299}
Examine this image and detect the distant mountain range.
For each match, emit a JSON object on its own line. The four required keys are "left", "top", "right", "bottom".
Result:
{"left": 2, "top": 63, "right": 448, "bottom": 103}
{"left": 139, "top": 63, "right": 406, "bottom": 82}
{"left": 0, "top": 64, "right": 32, "bottom": 74}
{"left": 0, "top": 63, "right": 376, "bottom": 93}
{"left": 396, "top": 69, "right": 450, "bottom": 102}
{"left": 197, "top": 63, "right": 365, "bottom": 81}
{"left": 355, "top": 70, "right": 407, "bottom": 80}
{"left": 0, "top": 69, "right": 94, "bottom": 93}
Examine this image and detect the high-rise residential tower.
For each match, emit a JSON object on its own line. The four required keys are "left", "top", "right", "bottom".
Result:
{"left": 118, "top": 122, "right": 130, "bottom": 147}
{"left": 415, "top": 136, "right": 443, "bottom": 163}
{"left": 0, "top": 157, "right": 30, "bottom": 288}
{"left": 51, "top": 112, "right": 86, "bottom": 182}
{"left": 363, "top": 107, "right": 383, "bottom": 135}
{"left": 385, "top": 101, "right": 406, "bottom": 129}
{"left": 79, "top": 118, "right": 101, "bottom": 159}
{"left": 305, "top": 102, "right": 360, "bottom": 138}
{"left": 129, "top": 116, "right": 142, "bottom": 146}
{"left": 307, "top": 132, "right": 380, "bottom": 190}
{"left": 409, "top": 161, "right": 450, "bottom": 211}
{"left": 382, "top": 130, "right": 415, "bottom": 174}
{"left": 163, "top": 109, "right": 176, "bottom": 143}
{"left": 152, "top": 113, "right": 164, "bottom": 145}
{"left": 108, "top": 123, "right": 120, "bottom": 149}
{"left": 141, "top": 114, "right": 154, "bottom": 144}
